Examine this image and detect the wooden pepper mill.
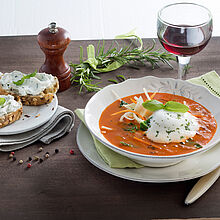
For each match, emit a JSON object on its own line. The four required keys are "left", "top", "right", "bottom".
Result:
{"left": 37, "top": 22, "right": 71, "bottom": 92}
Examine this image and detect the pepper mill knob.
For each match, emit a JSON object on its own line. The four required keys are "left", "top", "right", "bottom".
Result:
{"left": 37, "top": 22, "right": 71, "bottom": 92}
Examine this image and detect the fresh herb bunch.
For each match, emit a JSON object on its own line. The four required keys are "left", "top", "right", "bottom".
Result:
{"left": 70, "top": 30, "right": 175, "bottom": 93}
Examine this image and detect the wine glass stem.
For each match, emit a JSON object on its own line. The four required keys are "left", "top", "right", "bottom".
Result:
{"left": 177, "top": 56, "right": 191, "bottom": 80}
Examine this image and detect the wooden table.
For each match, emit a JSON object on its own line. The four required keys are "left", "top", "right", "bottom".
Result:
{"left": 0, "top": 36, "right": 220, "bottom": 220}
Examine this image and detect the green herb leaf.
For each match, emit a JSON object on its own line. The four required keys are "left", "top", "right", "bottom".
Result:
{"left": 119, "top": 100, "right": 128, "bottom": 107}
{"left": 13, "top": 78, "right": 24, "bottom": 86}
{"left": 195, "top": 143, "right": 203, "bottom": 148}
{"left": 13, "top": 70, "right": 37, "bottom": 86}
{"left": 140, "top": 117, "right": 152, "bottom": 131}
{"left": 185, "top": 139, "right": 203, "bottom": 148}
{"left": 166, "top": 130, "right": 175, "bottom": 135}
{"left": 116, "top": 74, "right": 126, "bottom": 82}
{"left": 140, "top": 121, "right": 148, "bottom": 131}
{"left": 0, "top": 97, "right": 6, "bottom": 106}
{"left": 25, "top": 70, "right": 37, "bottom": 79}
{"left": 123, "top": 123, "right": 138, "bottom": 133}
{"left": 164, "top": 101, "right": 189, "bottom": 113}
{"left": 120, "top": 141, "right": 135, "bottom": 147}
{"left": 108, "top": 79, "right": 118, "bottom": 84}
{"left": 142, "top": 100, "right": 164, "bottom": 111}
{"left": 115, "top": 28, "right": 143, "bottom": 50}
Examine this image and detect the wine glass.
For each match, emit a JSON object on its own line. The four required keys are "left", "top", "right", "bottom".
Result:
{"left": 157, "top": 3, "right": 212, "bottom": 79}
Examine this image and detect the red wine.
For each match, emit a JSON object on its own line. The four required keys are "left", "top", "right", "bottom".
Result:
{"left": 158, "top": 26, "right": 211, "bottom": 56}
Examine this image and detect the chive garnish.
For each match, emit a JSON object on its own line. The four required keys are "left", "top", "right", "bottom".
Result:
{"left": 120, "top": 141, "right": 135, "bottom": 147}
{"left": 119, "top": 100, "right": 128, "bottom": 107}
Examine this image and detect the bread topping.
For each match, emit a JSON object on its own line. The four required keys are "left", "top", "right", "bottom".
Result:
{"left": 0, "top": 71, "right": 56, "bottom": 96}
{"left": 0, "top": 95, "right": 21, "bottom": 117}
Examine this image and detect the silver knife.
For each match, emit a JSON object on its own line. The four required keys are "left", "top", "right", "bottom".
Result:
{"left": 185, "top": 166, "right": 220, "bottom": 205}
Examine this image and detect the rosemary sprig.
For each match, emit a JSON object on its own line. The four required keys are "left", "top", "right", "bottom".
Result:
{"left": 70, "top": 32, "right": 175, "bottom": 93}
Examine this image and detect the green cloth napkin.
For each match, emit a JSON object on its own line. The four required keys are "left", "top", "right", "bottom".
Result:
{"left": 75, "top": 70, "right": 220, "bottom": 169}
{"left": 188, "top": 70, "right": 220, "bottom": 98}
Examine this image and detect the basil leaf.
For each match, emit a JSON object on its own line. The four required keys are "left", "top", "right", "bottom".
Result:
{"left": 13, "top": 70, "right": 37, "bottom": 86}
{"left": 0, "top": 97, "right": 5, "bottom": 106}
{"left": 142, "top": 100, "right": 164, "bottom": 111}
{"left": 25, "top": 70, "right": 37, "bottom": 79}
{"left": 164, "top": 101, "right": 189, "bottom": 113}
{"left": 13, "top": 78, "right": 24, "bottom": 86}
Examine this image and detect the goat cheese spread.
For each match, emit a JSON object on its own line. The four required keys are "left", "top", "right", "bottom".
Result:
{"left": 0, "top": 71, "right": 56, "bottom": 96}
{"left": 0, "top": 95, "right": 21, "bottom": 117}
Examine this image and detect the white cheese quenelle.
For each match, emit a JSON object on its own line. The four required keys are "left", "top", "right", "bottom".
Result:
{"left": 0, "top": 70, "right": 59, "bottom": 106}
{"left": 0, "top": 94, "right": 23, "bottom": 128}
{"left": 146, "top": 109, "right": 199, "bottom": 144}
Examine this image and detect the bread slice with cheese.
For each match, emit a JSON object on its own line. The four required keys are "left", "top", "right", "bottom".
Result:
{"left": 0, "top": 71, "right": 59, "bottom": 106}
{"left": 0, "top": 95, "right": 22, "bottom": 128}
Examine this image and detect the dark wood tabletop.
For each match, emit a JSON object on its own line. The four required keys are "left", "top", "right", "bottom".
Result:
{"left": 0, "top": 36, "right": 220, "bottom": 220}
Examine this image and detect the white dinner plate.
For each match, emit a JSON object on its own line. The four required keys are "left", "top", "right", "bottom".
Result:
{"left": 77, "top": 122, "right": 220, "bottom": 183}
{"left": 0, "top": 95, "right": 58, "bottom": 135}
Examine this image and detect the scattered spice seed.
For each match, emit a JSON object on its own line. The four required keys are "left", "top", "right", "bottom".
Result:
{"left": 38, "top": 147, "right": 43, "bottom": 152}
{"left": 24, "top": 114, "right": 30, "bottom": 118}
{"left": 34, "top": 156, "right": 39, "bottom": 161}
{"left": 9, "top": 153, "right": 13, "bottom": 158}
{"left": 28, "top": 157, "right": 32, "bottom": 161}
{"left": 12, "top": 156, "right": 16, "bottom": 161}
{"left": 39, "top": 158, "right": 43, "bottom": 163}
{"left": 45, "top": 154, "right": 49, "bottom": 158}
{"left": 46, "top": 152, "right": 49, "bottom": 155}
{"left": 19, "top": 160, "right": 23, "bottom": 164}
{"left": 55, "top": 149, "right": 59, "bottom": 154}
{"left": 69, "top": 149, "right": 74, "bottom": 155}
{"left": 27, "top": 163, "right": 32, "bottom": 168}
{"left": 35, "top": 114, "right": 40, "bottom": 118}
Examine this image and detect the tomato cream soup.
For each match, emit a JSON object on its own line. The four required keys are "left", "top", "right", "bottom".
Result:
{"left": 99, "top": 92, "right": 217, "bottom": 156}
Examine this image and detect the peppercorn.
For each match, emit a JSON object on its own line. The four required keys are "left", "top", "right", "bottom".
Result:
{"left": 45, "top": 153, "right": 49, "bottom": 158}
{"left": 12, "top": 156, "right": 16, "bottom": 161}
{"left": 9, "top": 153, "right": 13, "bottom": 158}
{"left": 27, "top": 163, "right": 31, "bottom": 168}
{"left": 45, "top": 152, "right": 49, "bottom": 155}
{"left": 28, "top": 157, "right": 32, "bottom": 161}
{"left": 34, "top": 156, "right": 39, "bottom": 161}
{"left": 69, "top": 149, "right": 74, "bottom": 155}
{"left": 55, "top": 149, "right": 59, "bottom": 153}
{"left": 39, "top": 158, "right": 43, "bottom": 163}
{"left": 38, "top": 147, "right": 43, "bottom": 152}
{"left": 19, "top": 160, "right": 23, "bottom": 164}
